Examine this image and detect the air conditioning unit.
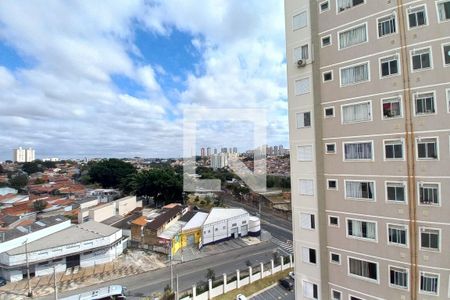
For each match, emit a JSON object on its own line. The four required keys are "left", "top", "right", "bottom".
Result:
{"left": 297, "top": 59, "right": 306, "bottom": 68}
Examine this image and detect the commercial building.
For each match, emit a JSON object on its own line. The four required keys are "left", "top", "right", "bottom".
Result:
{"left": 285, "top": 0, "right": 450, "bottom": 299}
{"left": 0, "top": 216, "right": 126, "bottom": 282}
{"left": 13, "top": 147, "right": 35, "bottom": 163}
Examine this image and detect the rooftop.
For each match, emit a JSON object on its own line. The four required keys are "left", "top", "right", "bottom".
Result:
{"left": 203, "top": 208, "right": 248, "bottom": 225}
{"left": 145, "top": 206, "right": 183, "bottom": 230}
{"left": 182, "top": 211, "right": 208, "bottom": 232}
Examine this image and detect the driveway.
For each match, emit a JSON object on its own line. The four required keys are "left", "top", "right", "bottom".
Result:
{"left": 251, "top": 284, "right": 295, "bottom": 300}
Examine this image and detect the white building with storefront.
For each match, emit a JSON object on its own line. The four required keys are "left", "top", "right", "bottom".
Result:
{"left": 0, "top": 216, "right": 126, "bottom": 282}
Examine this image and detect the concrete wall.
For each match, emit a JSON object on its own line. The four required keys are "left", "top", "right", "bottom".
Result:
{"left": 202, "top": 213, "right": 249, "bottom": 245}
{"left": 116, "top": 196, "right": 138, "bottom": 216}
{"left": 88, "top": 203, "right": 115, "bottom": 223}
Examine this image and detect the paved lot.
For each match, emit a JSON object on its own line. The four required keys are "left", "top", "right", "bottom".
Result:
{"left": 251, "top": 284, "right": 295, "bottom": 300}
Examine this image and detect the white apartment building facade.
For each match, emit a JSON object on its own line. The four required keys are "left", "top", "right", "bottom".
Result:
{"left": 13, "top": 147, "right": 35, "bottom": 163}
{"left": 285, "top": 0, "right": 450, "bottom": 299}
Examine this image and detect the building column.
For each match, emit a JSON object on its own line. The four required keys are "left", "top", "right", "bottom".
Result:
{"left": 248, "top": 266, "right": 253, "bottom": 283}
{"left": 208, "top": 279, "right": 212, "bottom": 299}
{"left": 260, "top": 262, "right": 264, "bottom": 279}
{"left": 236, "top": 269, "right": 240, "bottom": 288}
{"left": 192, "top": 284, "right": 196, "bottom": 300}
{"left": 271, "top": 259, "right": 274, "bottom": 275}
{"left": 223, "top": 273, "right": 227, "bottom": 293}
{"left": 281, "top": 256, "right": 285, "bottom": 271}
{"left": 289, "top": 254, "right": 293, "bottom": 268}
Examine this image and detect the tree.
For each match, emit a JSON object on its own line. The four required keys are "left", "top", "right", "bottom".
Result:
{"left": 9, "top": 174, "right": 28, "bottom": 190}
{"left": 88, "top": 159, "right": 136, "bottom": 188}
{"left": 22, "top": 162, "right": 42, "bottom": 175}
{"left": 0, "top": 164, "right": 4, "bottom": 174}
{"left": 205, "top": 268, "right": 216, "bottom": 281}
{"left": 133, "top": 168, "right": 182, "bottom": 207}
{"left": 33, "top": 200, "right": 47, "bottom": 212}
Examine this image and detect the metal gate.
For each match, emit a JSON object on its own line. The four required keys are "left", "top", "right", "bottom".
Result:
{"left": 187, "top": 234, "right": 195, "bottom": 246}
{"left": 241, "top": 225, "right": 248, "bottom": 236}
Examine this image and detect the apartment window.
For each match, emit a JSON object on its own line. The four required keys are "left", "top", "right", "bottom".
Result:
{"left": 330, "top": 253, "right": 341, "bottom": 264}
{"left": 437, "top": 0, "right": 450, "bottom": 22}
{"left": 340, "top": 62, "right": 369, "bottom": 86}
{"left": 412, "top": 48, "right": 431, "bottom": 71}
{"left": 344, "top": 142, "right": 373, "bottom": 160}
{"left": 415, "top": 92, "right": 435, "bottom": 115}
{"left": 342, "top": 101, "right": 371, "bottom": 123}
{"left": 331, "top": 289, "right": 342, "bottom": 300}
{"left": 321, "top": 35, "right": 331, "bottom": 47}
{"left": 337, "top": 0, "right": 364, "bottom": 12}
{"left": 420, "top": 272, "right": 439, "bottom": 294}
{"left": 328, "top": 179, "right": 337, "bottom": 190}
{"left": 323, "top": 71, "right": 333, "bottom": 82}
{"left": 295, "top": 78, "right": 311, "bottom": 95}
{"left": 324, "top": 107, "right": 335, "bottom": 117}
{"left": 408, "top": 6, "right": 427, "bottom": 28}
{"left": 390, "top": 267, "right": 408, "bottom": 289}
{"left": 325, "top": 143, "right": 336, "bottom": 154}
{"left": 294, "top": 44, "right": 309, "bottom": 61}
{"left": 298, "top": 145, "right": 313, "bottom": 161}
{"left": 299, "top": 179, "right": 314, "bottom": 195}
{"left": 301, "top": 213, "right": 315, "bottom": 230}
{"left": 303, "top": 281, "right": 318, "bottom": 299}
{"left": 417, "top": 138, "right": 438, "bottom": 159}
{"left": 385, "top": 140, "right": 403, "bottom": 159}
{"left": 339, "top": 24, "right": 367, "bottom": 49}
{"left": 419, "top": 183, "right": 439, "bottom": 205}
{"left": 443, "top": 44, "right": 450, "bottom": 65}
{"left": 348, "top": 257, "right": 378, "bottom": 281}
{"left": 388, "top": 224, "right": 407, "bottom": 246}
{"left": 302, "top": 247, "right": 317, "bottom": 264}
{"left": 347, "top": 219, "right": 377, "bottom": 240}
{"left": 382, "top": 97, "right": 402, "bottom": 119}
{"left": 420, "top": 228, "right": 440, "bottom": 250}
{"left": 296, "top": 111, "right": 311, "bottom": 128}
{"left": 380, "top": 56, "right": 399, "bottom": 77}
{"left": 329, "top": 216, "right": 339, "bottom": 227}
{"left": 386, "top": 182, "right": 406, "bottom": 202}
{"left": 320, "top": 1, "right": 330, "bottom": 12}
{"left": 350, "top": 297, "right": 363, "bottom": 300}
{"left": 447, "top": 89, "right": 450, "bottom": 112}
{"left": 378, "top": 14, "right": 396, "bottom": 37}
{"left": 293, "top": 11, "right": 307, "bottom": 30}
{"left": 345, "top": 181, "right": 374, "bottom": 200}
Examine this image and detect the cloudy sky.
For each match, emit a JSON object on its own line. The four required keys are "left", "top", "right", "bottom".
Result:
{"left": 0, "top": 1, "right": 287, "bottom": 160}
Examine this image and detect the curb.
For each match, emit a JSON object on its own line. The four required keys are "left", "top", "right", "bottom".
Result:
{"left": 247, "top": 282, "right": 278, "bottom": 299}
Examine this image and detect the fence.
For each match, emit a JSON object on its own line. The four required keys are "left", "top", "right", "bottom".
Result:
{"left": 179, "top": 254, "right": 293, "bottom": 300}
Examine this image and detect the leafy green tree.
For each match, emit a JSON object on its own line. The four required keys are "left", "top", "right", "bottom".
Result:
{"left": 42, "top": 161, "right": 57, "bottom": 168}
{"left": 88, "top": 159, "right": 136, "bottom": 188}
{"left": 9, "top": 174, "right": 28, "bottom": 190}
{"left": 205, "top": 268, "right": 216, "bottom": 281}
{"left": 33, "top": 199, "right": 47, "bottom": 212}
{"left": 0, "top": 164, "right": 4, "bottom": 174}
{"left": 133, "top": 168, "right": 182, "bottom": 206}
{"left": 22, "top": 162, "right": 43, "bottom": 175}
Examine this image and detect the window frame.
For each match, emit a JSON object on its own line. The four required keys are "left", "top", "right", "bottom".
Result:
{"left": 442, "top": 42, "right": 450, "bottom": 67}
{"left": 324, "top": 106, "right": 335, "bottom": 118}
{"left": 407, "top": 4, "right": 428, "bottom": 30}
{"left": 302, "top": 246, "right": 317, "bottom": 265}
{"left": 331, "top": 289, "right": 342, "bottom": 300}
{"left": 330, "top": 252, "right": 341, "bottom": 265}
{"left": 336, "top": 0, "right": 366, "bottom": 14}
{"left": 325, "top": 142, "right": 337, "bottom": 154}
{"left": 379, "top": 54, "right": 401, "bottom": 79}
{"left": 416, "top": 137, "right": 439, "bottom": 160}
{"left": 342, "top": 140, "right": 374, "bottom": 161}
{"left": 297, "top": 145, "right": 313, "bottom": 162}
{"left": 381, "top": 96, "right": 403, "bottom": 120}
{"left": 321, "top": 35, "right": 332, "bottom": 47}
{"left": 376, "top": 12, "right": 398, "bottom": 38}
{"left": 387, "top": 223, "right": 409, "bottom": 247}
{"left": 296, "top": 111, "right": 312, "bottom": 128}
{"left": 337, "top": 22, "right": 369, "bottom": 51}
{"left": 299, "top": 179, "right": 314, "bottom": 196}
{"left": 446, "top": 88, "right": 450, "bottom": 113}
{"left": 413, "top": 91, "right": 437, "bottom": 116}
{"left": 322, "top": 70, "right": 333, "bottom": 82}
{"left": 385, "top": 181, "right": 408, "bottom": 204}
{"left": 293, "top": 44, "right": 310, "bottom": 62}
{"left": 410, "top": 47, "right": 433, "bottom": 73}
{"left": 436, "top": 0, "right": 450, "bottom": 23}
{"left": 347, "top": 256, "right": 380, "bottom": 284}
{"left": 417, "top": 181, "right": 441, "bottom": 207}
{"left": 383, "top": 139, "right": 405, "bottom": 161}
{"left": 419, "top": 227, "right": 441, "bottom": 252}
{"left": 339, "top": 61, "right": 371, "bottom": 87}
{"left": 294, "top": 76, "right": 312, "bottom": 95}
{"left": 327, "top": 179, "right": 338, "bottom": 190}
{"left": 329, "top": 215, "right": 340, "bottom": 227}
{"left": 319, "top": 0, "right": 330, "bottom": 13}
{"left": 344, "top": 179, "right": 376, "bottom": 201}
{"left": 389, "top": 265, "right": 409, "bottom": 290}
{"left": 419, "top": 271, "right": 440, "bottom": 296}
{"left": 292, "top": 10, "right": 308, "bottom": 31}
{"left": 341, "top": 100, "right": 373, "bottom": 124}
{"left": 346, "top": 217, "right": 378, "bottom": 242}
{"left": 302, "top": 280, "right": 319, "bottom": 300}
{"left": 300, "top": 212, "right": 316, "bottom": 230}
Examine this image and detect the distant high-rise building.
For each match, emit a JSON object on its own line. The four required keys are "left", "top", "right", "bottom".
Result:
{"left": 221, "top": 147, "right": 227, "bottom": 153}
{"left": 200, "top": 147, "right": 206, "bottom": 157}
{"left": 13, "top": 147, "right": 35, "bottom": 163}
{"left": 285, "top": 0, "right": 450, "bottom": 299}
{"left": 211, "top": 153, "right": 228, "bottom": 170}
{"left": 214, "top": 148, "right": 218, "bottom": 154}
{"left": 206, "top": 147, "right": 211, "bottom": 156}
{"left": 233, "top": 147, "right": 238, "bottom": 154}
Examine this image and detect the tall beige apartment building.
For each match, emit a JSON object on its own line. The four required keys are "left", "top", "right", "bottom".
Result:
{"left": 284, "top": 0, "right": 450, "bottom": 299}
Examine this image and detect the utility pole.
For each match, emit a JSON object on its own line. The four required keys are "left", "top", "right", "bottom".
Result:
{"left": 25, "top": 239, "right": 32, "bottom": 298}
{"left": 53, "top": 266, "right": 58, "bottom": 300}
{"left": 176, "top": 273, "right": 179, "bottom": 300}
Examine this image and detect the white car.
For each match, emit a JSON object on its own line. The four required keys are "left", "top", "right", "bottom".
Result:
{"left": 289, "top": 271, "right": 295, "bottom": 280}
{"left": 236, "top": 294, "right": 247, "bottom": 300}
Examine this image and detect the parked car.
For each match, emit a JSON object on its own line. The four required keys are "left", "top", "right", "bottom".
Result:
{"left": 289, "top": 271, "right": 295, "bottom": 280}
{"left": 279, "top": 277, "right": 294, "bottom": 291}
{"left": 236, "top": 294, "right": 247, "bottom": 300}
{"left": 0, "top": 277, "right": 7, "bottom": 287}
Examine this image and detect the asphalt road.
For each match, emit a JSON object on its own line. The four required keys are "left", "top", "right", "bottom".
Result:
{"left": 251, "top": 283, "right": 295, "bottom": 300}
{"left": 38, "top": 241, "right": 280, "bottom": 300}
